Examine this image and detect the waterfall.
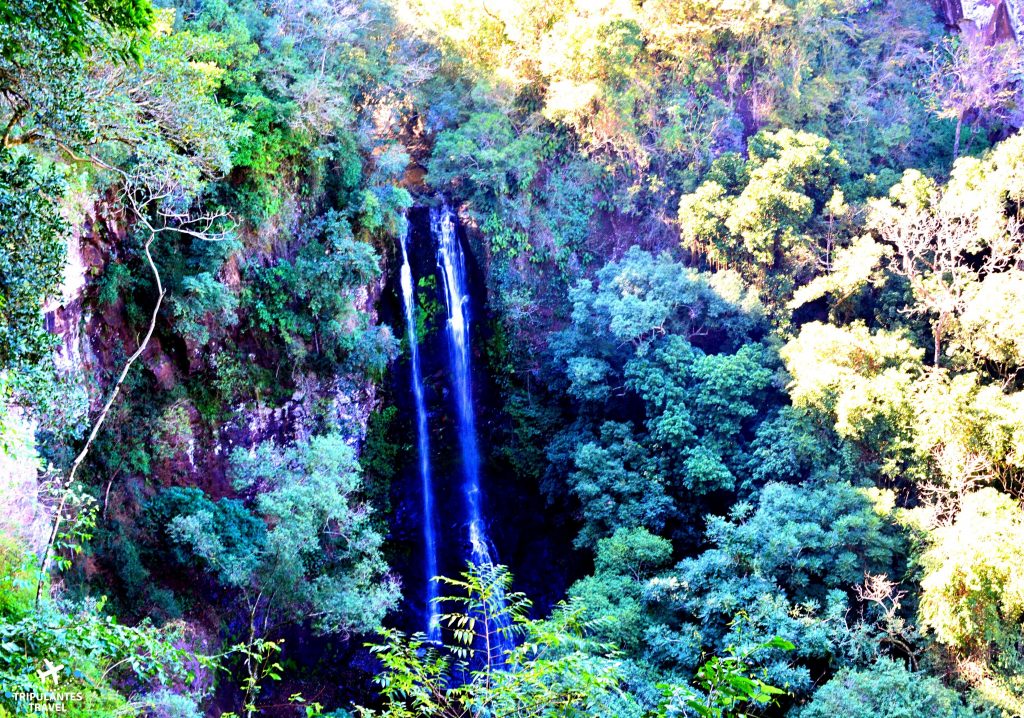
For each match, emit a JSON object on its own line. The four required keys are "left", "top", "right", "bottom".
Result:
{"left": 398, "top": 221, "right": 441, "bottom": 643}
{"left": 432, "top": 201, "right": 513, "bottom": 659}
{"left": 433, "top": 203, "right": 490, "bottom": 567}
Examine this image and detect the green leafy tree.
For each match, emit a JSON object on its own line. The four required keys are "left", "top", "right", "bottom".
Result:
{"left": 359, "top": 564, "right": 638, "bottom": 718}
{"left": 648, "top": 481, "right": 904, "bottom": 693}
{"left": 0, "top": 0, "right": 153, "bottom": 61}
{"left": 155, "top": 435, "right": 400, "bottom": 714}
{"left": 679, "top": 130, "right": 848, "bottom": 294}
{"left": 148, "top": 486, "right": 265, "bottom": 588}
{"left": 657, "top": 637, "right": 793, "bottom": 718}
{"left": 0, "top": 152, "right": 66, "bottom": 375}
{"left": 245, "top": 209, "right": 397, "bottom": 374}
{"left": 170, "top": 271, "right": 240, "bottom": 347}
{"left": 428, "top": 111, "right": 544, "bottom": 214}
{"left": 158, "top": 435, "right": 400, "bottom": 639}
{"left": 551, "top": 248, "right": 774, "bottom": 546}
{"left": 569, "top": 421, "right": 673, "bottom": 546}
{"left": 569, "top": 527, "right": 674, "bottom": 650}
{"left": 227, "top": 434, "right": 400, "bottom": 637}
{"left": 794, "top": 658, "right": 971, "bottom": 718}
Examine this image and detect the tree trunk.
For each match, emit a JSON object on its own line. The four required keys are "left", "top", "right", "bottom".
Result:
{"left": 934, "top": 311, "right": 948, "bottom": 368}
{"left": 953, "top": 112, "right": 964, "bottom": 160}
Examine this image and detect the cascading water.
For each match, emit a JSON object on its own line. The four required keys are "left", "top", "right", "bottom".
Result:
{"left": 398, "top": 221, "right": 441, "bottom": 643}
{"left": 433, "top": 203, "right": 491, "bottom": 567}
{"left": 432, "top": 200, "right": 513, "bottom": 658}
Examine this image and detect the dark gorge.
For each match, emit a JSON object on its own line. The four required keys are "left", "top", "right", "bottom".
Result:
{"left": 383, "top": 202, "right": 583, "bottom": 642}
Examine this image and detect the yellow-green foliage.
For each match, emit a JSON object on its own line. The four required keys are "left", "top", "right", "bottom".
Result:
{"left": 781, "top": 321, "right": 925, "bottom": 477}
{"left": 783, "top": 320, "right": 1024, "bottom": 487}
{"left": 941, "top": 132, "right": 1024, "bottom": 244}
{"left": 919, "top": 488, "right": 1024, "bottom": 657}
{"left": 678, "top": 130, "right": 849, "bottom": 302}
{"left": 916, "top": 488, "right": 1024, "bottom": 717}
{"left": 0, "top": 535, "right": 36, "bottom": 619}
{"left": 958, "top": 270, "right": 1024, "bottom": 368}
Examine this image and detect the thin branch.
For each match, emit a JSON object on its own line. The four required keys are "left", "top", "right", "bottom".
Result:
{"left": 34, "top": 182, "right": 235, "bottom": 608}
{"left": 36, "top": 229, "right": 165, "bottom": 609}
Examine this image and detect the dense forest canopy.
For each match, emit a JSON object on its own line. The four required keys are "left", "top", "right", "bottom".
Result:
{"left": 3, "top": 0, "right": 1024, "bottom": 716}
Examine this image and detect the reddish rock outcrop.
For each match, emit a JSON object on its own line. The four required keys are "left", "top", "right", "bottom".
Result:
{"left": 935, "top": 0, "right": 1022, "bottom": 44}
{"left": 986, "top": 0, "right": 1018, "bottom": 43}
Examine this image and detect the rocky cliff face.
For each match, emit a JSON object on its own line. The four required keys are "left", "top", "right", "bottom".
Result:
{"left": 934, "top": 0, "right": 1023, "bottom": 44}
{"left": 39, "top": 192, "right": 389, "bottom": 501}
